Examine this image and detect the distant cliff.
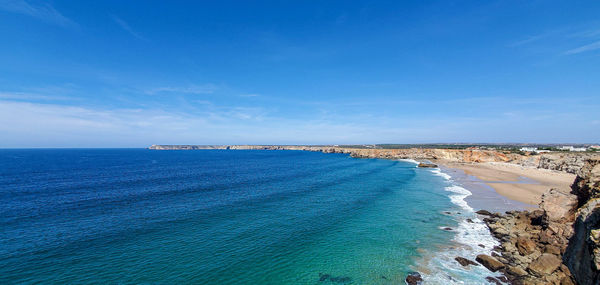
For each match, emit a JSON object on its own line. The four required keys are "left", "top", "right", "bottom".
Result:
{"left": 148, "top": 145, "right": 598, "bottom": 174}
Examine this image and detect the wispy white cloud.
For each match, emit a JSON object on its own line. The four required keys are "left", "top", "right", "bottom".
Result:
{"left": 0, "top": 84, "right": 81, "bottom": 101}
{"left": 509, "top": 26, "right": 600, "bottom": 56}
{"left": 565, "top": 40, "right": 600, "bottom": 55}
{"left": 569, "top": 27, "right": 600, "bottom": 38}
{"left": 146, "top": 84, "right": 218, "bottom": 95}
{"left": 240, "top": 94, "right": 260, "bottom": 98}
{"left": 0, "top": 0, "right": 76, "bottom": 27}
{"left": 508, "top": 33, "right": 550, "bottom": 47}
{"left": 111, "top": 14, "right": 145, "bottom": 41}
{"left": 0, "top": 91, "right": 72, "bottom": 101}
{"left": 507, "top": 28, "right": 569, "bottom": 48}
{"left": 1, "top": 97, "right": 597, "bottom": 147}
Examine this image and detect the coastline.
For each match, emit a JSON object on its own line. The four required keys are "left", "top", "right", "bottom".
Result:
{"left": 439, "top": 165, "right": 532, "bottom": 213}
{"left": 438, "top": 161, "right": 576, "bottom": 207}
{"left": 430, "top": 159, "right": 598, "bottom": 284}
{"left": 147, "top": 146, "right": 598, "bottom": 283}
{"left": 414, "top": 163, "right": 527, "bottom": 283}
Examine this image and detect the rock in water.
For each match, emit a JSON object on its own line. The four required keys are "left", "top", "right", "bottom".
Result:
{"left": 528, "top": 253, "right": 562, "bottom": 276}
{"left": 476, "top": 209, "right": 493, "bottom": 216}
{"left": 476, "top": 254, "right": 505, "bottom": 272}
{"left": 318, "top": 273, "right": 330, "bottom": 281}
{"left": 455, "top": 256, "right": 479, "bottom": 267}
{"left": 329, "top": 276, "right": 351, "bottom": 283}
{"left": 485, "top": 276, "right": 502, "bottom": 285}
{"left": 417, "top": 162, "right": 438, "bottom": 168}
{"left": 405, "top": 272, "right": 423, "bottom": 285}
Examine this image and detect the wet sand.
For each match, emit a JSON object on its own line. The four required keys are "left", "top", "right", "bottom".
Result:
{"left": 439, "top": 165, "right": 531, "bottom": 213}
{"left": 440, "top": 161, "right": 576, "bottom": 206}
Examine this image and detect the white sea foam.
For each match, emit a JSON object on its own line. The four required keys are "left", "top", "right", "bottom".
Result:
{"left": 418, "top": 169, "right": 501, "bottom": 284}
{"left": 445, "top": 185, "right": 474, "bottom": 212}
{"left": 431, "top": 168, "right": 452, "bottom": 180}
{"left": 398, "top": 158, "right": 419, "bottom": 165}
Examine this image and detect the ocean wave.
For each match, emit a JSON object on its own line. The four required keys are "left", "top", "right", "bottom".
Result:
{"left": 398, "top": 158, "right": 419, "bottom": 165}
{"left": 445, "top": 185, "right": 474, "bottom": 212}
{"left": 430, "top": 168, "right": 452, "bottom": 180}
{"left": 419, "top": 169, "right": 501, "bottom": 284}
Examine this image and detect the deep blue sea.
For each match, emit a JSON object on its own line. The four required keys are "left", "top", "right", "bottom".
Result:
{"left": 0, "top": 149, "right": 501, "bottom": 284}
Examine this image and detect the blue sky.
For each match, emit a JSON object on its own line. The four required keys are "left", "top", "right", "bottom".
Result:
{"left": 1, "top": 0, "right": 599, "bottom": 147}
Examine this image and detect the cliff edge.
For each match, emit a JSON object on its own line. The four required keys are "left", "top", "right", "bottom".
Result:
{"left": 564, "top": 158, "right": 600, "bottom": 285}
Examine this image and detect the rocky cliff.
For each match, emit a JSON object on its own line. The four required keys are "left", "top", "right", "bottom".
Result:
{"left": 482, "top": 203, "right": 576, "bottom": 284}
{"left": 538, "top": 153, "right": 600, "bottom": 174}
{"left": 149, "top": 145, "right": 525, "bottom": 162}
{"left": 480, "top": 158, "right": 600, "bottom": 284}
{"left": 564, "top": 158, "right": 600, "bottom": 285}
{"left": 149, "top": 145, "right": 598, "bottom": 174}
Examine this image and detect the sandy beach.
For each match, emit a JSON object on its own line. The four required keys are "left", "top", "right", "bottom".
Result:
{"left": 441, "top": 161, "right": 576, "bottom": 206}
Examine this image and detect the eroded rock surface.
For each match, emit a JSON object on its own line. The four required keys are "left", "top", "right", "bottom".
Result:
{"left": 455, "top": 256, "right": 479, "bottom": 267}
{"left": 482, "top": 158, "right": 600, "bottom": 284}
{"left": 563, "top": 158, "right": 600, "bottom": 285}
{"left": 405, "top": 272, "right": 423, "bottom": 285}
{"left": 476, "top": 254, "right": 505, "bottom": 272}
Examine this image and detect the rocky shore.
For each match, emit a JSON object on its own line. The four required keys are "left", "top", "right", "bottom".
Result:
{"left": 469, "top": 158, "right": 600, "bottom": 285}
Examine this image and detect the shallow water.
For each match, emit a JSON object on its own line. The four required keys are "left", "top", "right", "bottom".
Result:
{"left": 0, "top": 149, "right": 498, "bottom": 284}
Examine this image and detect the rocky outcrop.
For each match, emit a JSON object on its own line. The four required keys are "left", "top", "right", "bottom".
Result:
{"left": 484, "top": 209, "right": 575, "bottom": 284}
{"left": 527, "top": 253, "right": 562, "bottom": 276}
{"left": 455, "top": 256, "right": 479, "bottom": 267}
{"left": 538, "top": 153, "right": 600, "bottom": 174}
{"left": 539, "top": 189, "right": 577, "bottom": 222}
{"left": 417, "top": 162, "right": 438, "bottom": 168}
{"left": 481, "top": 158, "right": 600, "bottom": 285}
{"left": 404, "top": 272, "right": 423, "bottom": 285}
{"left": 476, "top": 254, "right": 505, "bottom": 272}
{"left": 564, "top": 158, "right": 600, "bottom": 285}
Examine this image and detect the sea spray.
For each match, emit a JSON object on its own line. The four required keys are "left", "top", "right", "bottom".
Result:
{"left": 419, "top": 167, "right": 502, "bottom": 284}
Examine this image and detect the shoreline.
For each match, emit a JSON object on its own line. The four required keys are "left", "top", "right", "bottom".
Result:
{"left": 415, "top": 163, "right": 512, "bottom": 283}
{"left": 147, "top": 146, "right": 595, "bottom": 283}
{"left": 438, "top": 165, "right": 532, "bottom": 213}
{"left": 429, "top": 159, "right": 597, "bottom": 284}
{"left": 437, "top": 161, "right": 576, "bottom": 207}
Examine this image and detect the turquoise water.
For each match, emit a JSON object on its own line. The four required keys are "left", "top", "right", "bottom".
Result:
{"left": 0, "top": 149, "right": 479, "bottom": 284}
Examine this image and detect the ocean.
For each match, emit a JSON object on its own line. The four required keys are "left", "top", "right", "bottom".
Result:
{"left": 0, "top": 149, "right": 504, "bottom": 284}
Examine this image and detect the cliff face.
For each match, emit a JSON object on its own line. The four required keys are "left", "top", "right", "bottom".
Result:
{"left": 539, "top": 153, "right": 600, "bottom": 174}
{"left": 148, "top": 145, "right": 598, "bottom": 174}
{"left": 149, "top": 145, "right": 524, "bottom": 163}
{"left": 564, "top": 158, "right": 600, "bottom": 285}
{"left": 345, "top": 148, "right": 520, "bottom": 163}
